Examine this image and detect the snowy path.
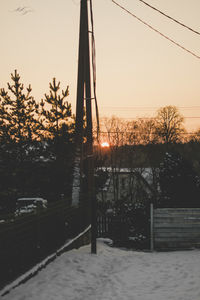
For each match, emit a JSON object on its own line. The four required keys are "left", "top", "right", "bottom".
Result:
{"left": 2, "top": 239, "right": 200, "bottom": 300}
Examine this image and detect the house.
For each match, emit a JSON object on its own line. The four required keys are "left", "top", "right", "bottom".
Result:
{"left": 96, "top": 167, "right": 157, "bottom": 208}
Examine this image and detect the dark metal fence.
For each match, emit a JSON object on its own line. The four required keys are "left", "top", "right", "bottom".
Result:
{"left": 97, "top": 215, "right": 112, "bottom": 237}
{"left": 0, "top": 201, "right": 89, "bottom": 289}
{"left": 97, "top": 211, "right": 151, "bottom": 249}
{"left": 97, "top": 215, "right": 129, "bottom": 241}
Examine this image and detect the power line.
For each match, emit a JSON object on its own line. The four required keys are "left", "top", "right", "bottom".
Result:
{"left": 182, "top": 117, "right": 200, "bottom": 119}
{"left": 111, "top": 0, "right": 200, "bottom": 60}
{"left": 89, "top": 0, "right": 100, "bottom": 140}
{"left": 101, "top": 106, "right": 200, "bottom": 110}
{"left": 137, "top": 0, "right": 200, "bottom": 36}
{"left": 99, "top": 116, "right": 200, "bottom": 120}
{"left": 95, "top": 130, "right": 197, "bottom": 135}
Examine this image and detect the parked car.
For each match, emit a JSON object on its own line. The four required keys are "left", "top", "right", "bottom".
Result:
{"left": 15, "top": 197, "right": 48, "bottom": 216}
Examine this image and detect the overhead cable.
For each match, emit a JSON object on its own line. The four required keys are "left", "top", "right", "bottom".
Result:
{"left": 89, "top": 0, "right": 100, "bottom": 140}
{"left": 138, "top": 0, "right": 200, "bottom": 35}
{"left": 111, "top": 0, "right": 200, "bottom": 60}
{"left": 101, "top": 106, "right": 200, "bottom": 110}
{"left": 95, "top": 130, "right": 196, "bottom": 135}
{"left": 98, "top": 116, "right": 200, "bottom": 121}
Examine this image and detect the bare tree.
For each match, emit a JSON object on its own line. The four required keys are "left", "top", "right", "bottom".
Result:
{"left": 155, "top": 105, "right": 185, "bottom": 143}
{"left": 97, "top": 116, "right": 156, "bottom": 203}
{"left": 188, "top": 128, "right": 200, "bottom": 143}
{"left": 126, "top": 118, "right": 158, "bottom": 145}
{"left": 101, "top": 117, "right": 128, "bottom": 201}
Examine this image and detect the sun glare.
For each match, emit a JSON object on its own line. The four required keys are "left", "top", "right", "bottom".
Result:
{"left": 101, "top": 142, "right": 110, "bottom": 148}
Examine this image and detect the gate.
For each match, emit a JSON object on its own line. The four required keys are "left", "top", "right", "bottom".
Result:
{"left": 97, "top": 215, "right": 112, "bottom": 237}
{"left": 97, "top": 215, "right": 130, "bottom": 243}
{"left": 97, "top": 205, "right": 151, "bottom": 248}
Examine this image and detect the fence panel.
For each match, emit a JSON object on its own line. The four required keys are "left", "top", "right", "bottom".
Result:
{"left": 97, "top": 216, "right": 112, "bottom": 237}
{"left": 0, "top": 202, "right": 90, "bottom": 289}
{"left": 97, "top": 215, "right": 130, "bottom": 241}
{"left": 153, "top": 208, "right": 200, "bottom": 250}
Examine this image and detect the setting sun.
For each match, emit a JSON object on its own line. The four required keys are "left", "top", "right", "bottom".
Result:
{"left": 101, "top": 142, "right": 110, "bottom": 148}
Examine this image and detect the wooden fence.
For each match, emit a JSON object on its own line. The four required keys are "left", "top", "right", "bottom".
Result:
{"left": 0, "top": 201, "right": 90, "bottom": 289}
{"left": 97, "top": 215, "right": 130, "bottom": 242}
{"left": 151, "top": 206, "right": 200, "bottom": 250}
{"left": 97, "top": 216, "right": 112, "bottom": 237}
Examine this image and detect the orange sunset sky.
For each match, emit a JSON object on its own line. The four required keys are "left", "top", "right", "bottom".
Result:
{"left": 0, "top": 0, "right": 200, "bottom": 131}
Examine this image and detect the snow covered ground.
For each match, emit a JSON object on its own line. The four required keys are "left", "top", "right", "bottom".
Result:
{"left": 2, "top": 239, "right": 200, "bottom": 300}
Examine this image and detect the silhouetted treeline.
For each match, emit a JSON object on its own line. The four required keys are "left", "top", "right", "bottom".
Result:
{"left": 95, "top": 142, "right": 200, "bottom": 171}
{"left": 1, "top": 71, "right": 200, "bottom": 213}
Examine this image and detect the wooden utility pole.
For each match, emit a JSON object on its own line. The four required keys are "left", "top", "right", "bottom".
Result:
{"left": 71, "top": 0, "right": 96, "bottom": 254}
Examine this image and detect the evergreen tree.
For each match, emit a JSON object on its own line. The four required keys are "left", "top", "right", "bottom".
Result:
{"left": 39, "top": 78, "right": 75, "bottom": 200}
{"left": 39, "top": 78, "right": 72, "bottom": 140}
{"left": 158, "top": 151, "right": 200, "bottom": 207}
{"left": 0, "top": 70, "right": 40, "bottom": 161}
{"left": 0, "top": 70, "right": 42, "bottom": 210}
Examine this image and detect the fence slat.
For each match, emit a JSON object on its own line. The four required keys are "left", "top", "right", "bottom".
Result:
{"left": 153, "top": 207, "right": 200, "bottom": 250}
